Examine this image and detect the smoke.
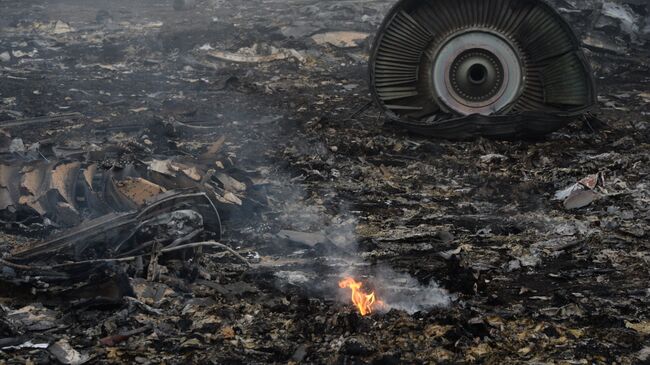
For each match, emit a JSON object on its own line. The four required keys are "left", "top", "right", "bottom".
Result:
{"left": 338, "top": 262, "right": 453, "bottom": 314}
{"left": 269, "top": 172, "right": 453, "bottom": 314}
{"left": 370, "top": 265, "right": 453, "bottom": 314}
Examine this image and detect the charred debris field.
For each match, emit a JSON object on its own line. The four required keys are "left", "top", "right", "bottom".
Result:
{"left": 0, "top": 0, "right": 649, "bottom": 364}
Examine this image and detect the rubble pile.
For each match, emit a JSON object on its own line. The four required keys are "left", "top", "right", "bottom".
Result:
{"left": 0, "top": 0, "right": 649, "bottom": 364}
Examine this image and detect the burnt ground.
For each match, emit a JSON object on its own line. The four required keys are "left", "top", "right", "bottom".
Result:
{"left": 1, "top": 0, "right": 650, "bottom": 364}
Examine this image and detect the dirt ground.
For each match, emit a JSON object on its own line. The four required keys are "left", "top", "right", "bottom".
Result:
{"left": 1, "top": 0, "right": 649, "bottom": 364}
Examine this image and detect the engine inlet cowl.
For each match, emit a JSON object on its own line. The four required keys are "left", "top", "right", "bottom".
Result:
{"left": 369, "top": 0, "right": 597, "bottom": 139}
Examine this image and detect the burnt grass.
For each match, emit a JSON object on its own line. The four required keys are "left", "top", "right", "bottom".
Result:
{"left": 1, "top": 0, "right": 650, "bottom": 364}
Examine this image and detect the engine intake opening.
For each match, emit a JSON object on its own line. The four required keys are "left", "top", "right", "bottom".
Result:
{"left": 468, "top": 64, "right": 488, "bottom": 85}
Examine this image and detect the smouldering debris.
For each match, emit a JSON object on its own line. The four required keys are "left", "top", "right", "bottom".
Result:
{"left": 0, "top": 0, "right": 648, "bottom": 364}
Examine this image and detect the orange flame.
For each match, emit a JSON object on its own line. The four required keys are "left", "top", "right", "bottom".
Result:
{"left": 338, "top": 277, "right": 382, "bottom": 316}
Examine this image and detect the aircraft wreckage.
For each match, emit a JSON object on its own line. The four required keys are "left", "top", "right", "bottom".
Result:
{"left": 369, "top": 0, "right": 598, "bottom": 139}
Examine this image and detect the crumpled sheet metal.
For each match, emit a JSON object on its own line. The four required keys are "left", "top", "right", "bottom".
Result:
{"left": 9, "top": 191, "right": 221, "bottom": 263}
{"left": 0, "top": 191, "right": 221, "bottom": 302}
{"left": 0, "top": 155, "right": 249, "bottom": 228}
{"left": 0, "top": 160, "right": 89, "bottom": 226}
{"left": 388, "top": 112, "right": 585, "bottom": 140}
{"left": 0, "top": 162, "right": 20, "bottom": 211}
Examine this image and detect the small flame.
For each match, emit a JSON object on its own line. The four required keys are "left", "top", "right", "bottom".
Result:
{"left": 338, "top": 277, "right": 382, "bottom": 316}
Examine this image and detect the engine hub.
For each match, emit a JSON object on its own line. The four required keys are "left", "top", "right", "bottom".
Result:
{"left": 433, "top": 31, "right": 522, "bottom": 115}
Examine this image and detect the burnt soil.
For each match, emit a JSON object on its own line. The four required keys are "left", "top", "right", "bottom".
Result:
{"left": 1, "top": 0, "right": 650, "bottom": 364}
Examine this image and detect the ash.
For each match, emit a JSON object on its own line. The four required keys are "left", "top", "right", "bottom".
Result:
{"left": 0, "top": 0, "right": 649, "bottom": 364}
